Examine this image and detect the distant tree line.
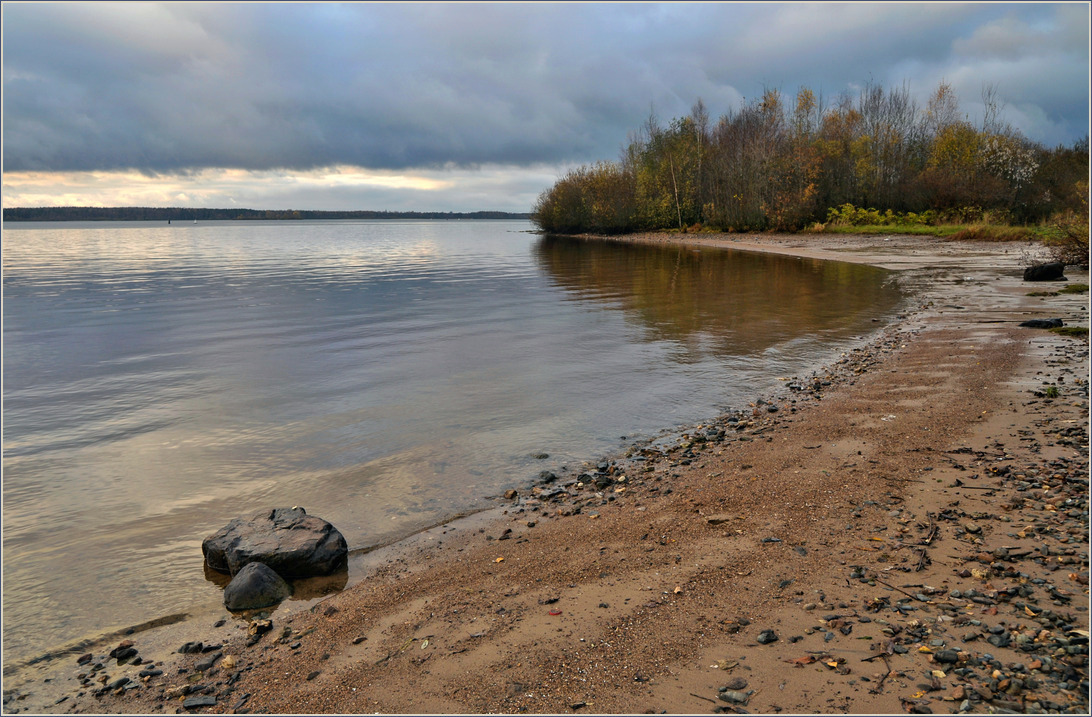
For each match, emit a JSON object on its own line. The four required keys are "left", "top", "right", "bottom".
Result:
{"left": 3, "top": 207, "right": 530, "bottom": 222}
{"left": 531, "top": 81, "right": 1089, "bottom": 234}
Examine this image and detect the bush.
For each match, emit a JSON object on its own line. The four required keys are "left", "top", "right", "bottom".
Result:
{"left": 825, "top": 203, "right": 936, "bottom": 227}
{"left": 1042, "top": 183, "right": 1089, "bottom": 266}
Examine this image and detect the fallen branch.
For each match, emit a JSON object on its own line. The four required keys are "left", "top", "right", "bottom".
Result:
{"left": 868, "top": 655, "right": 893, "bottom": 695}
{"left": 689, "top": 693, "right": 718, "bottom": 704}
{"left": 875, "top": 578, "right": 926, "bottom": 601}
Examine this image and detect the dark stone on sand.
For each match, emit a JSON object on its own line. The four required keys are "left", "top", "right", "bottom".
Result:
{"left": 1023, "top": 262, "right": 1067, "bottom": 282}
{"left": 223, "top": 562, "right": 291, "bottom": 611}
{"left": 114, "top": 647, "right": 138, "bottom": 663}
{"left": 935, "top": 649, "right": 960, "bottom": 663}
{"left": 1018, "top": 318, "right": 1064, "bottom": 329}
{"left": 756, "top": 629, "right": 778, "bottom": 644}
{"left": 182, "top": 695, "right": 217, "bottom": 709}
{"left": 179, "top": 642, "right": 204, "bottom": 654}
{"left": 202, "top": 507, "right": 347, "bottom": 578}
{"left": 194, "top": 653, "right": 221, "bottom": 672}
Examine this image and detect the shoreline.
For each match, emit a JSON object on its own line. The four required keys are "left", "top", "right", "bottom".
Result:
{"left": 3, "top": 232, "right": 1088, "bottom": 715}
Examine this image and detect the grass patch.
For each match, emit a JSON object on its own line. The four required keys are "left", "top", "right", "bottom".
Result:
{"left": 1059, "top": 283, "right": 1089, "bottom": 294}
{"left": 819, "top": 223, "right": 962, "bottom": 237}
{"left": 1026, "top": 291, "right": 1059, "bottom": 297}
{"left": 946, "top": 224, "right": 1040, "bottom": 242}
{"left": 818, "top": 222, "right": 1039, "bottom": 241}
{"left": 1049, "top": 326, "right": 1089, "bottom": 338}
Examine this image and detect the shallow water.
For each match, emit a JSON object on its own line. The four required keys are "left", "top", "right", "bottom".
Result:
{"left": 1, "top": 220, "right": 902, "bottom": 664}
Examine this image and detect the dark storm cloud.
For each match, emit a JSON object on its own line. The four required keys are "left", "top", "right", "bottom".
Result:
{"left": 3, "top": 3, "right": 1088, "bottom": 174}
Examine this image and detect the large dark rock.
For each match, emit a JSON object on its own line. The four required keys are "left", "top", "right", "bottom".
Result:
{"left": 1023, "top": 262, "right": 1067, "bottom": 281}
{"left": 223, "top": 561, "right": 291, "bottom": 611}
{"left": 202, "top": 507, "right": 347, "bottom": 577}
{"left": 1019, "top": 318, "right": 1064, "bottom": 328}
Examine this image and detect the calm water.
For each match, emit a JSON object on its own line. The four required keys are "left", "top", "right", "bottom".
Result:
{"left": 2, "top": 220, "right": 902, "bottom": 664}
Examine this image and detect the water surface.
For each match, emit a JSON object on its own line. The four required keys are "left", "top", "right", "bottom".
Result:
{"left": 2, "top": 220, "right": 902, "bottom": 664}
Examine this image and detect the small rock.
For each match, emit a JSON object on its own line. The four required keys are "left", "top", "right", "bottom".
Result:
{"left": 178, "top": 642, "right": 204, "bottom": 654}
{"left": 725, "top": 677, "right": 748, "bottom": 690}
{"left": 935, "top": 649, "right": 960, "bottom": 663}
{"left": 719, "top": 689, "right": 751, "bottom": 705}
{"left": 223, "top": 562, "right": 291, "bottom": 611}
{"left": 194, "top": 653, "right": 221, "bottom": 672}
{"left": 182, "top": 695, "right": 217, "bottom": 709}
{"left": 503, "top": 489, "right": 518, "bottom": 500}
{"left": 756, "top": 630, "right": 778, "bottom": 644}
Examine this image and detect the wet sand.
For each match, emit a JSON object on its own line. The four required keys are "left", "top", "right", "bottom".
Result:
{"left": 3, "top": 232, "right": 1088, "bottom": 715}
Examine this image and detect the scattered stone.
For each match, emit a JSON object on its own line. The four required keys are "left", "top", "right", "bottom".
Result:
{"left": 178, "top": 642, "right": 204, "bottom": 654}
{"left": 756, "top": 630, "right": 778, "bottom": 644}
{"left": 182, "top": 695, "right": 216, "bottom": 709}
{"left": 503, "top": 489, "right": 518, "bottom": 500}
{"left": 719, "top": 689, "right": 752, "bottom": 705}
{"left": 193, "top": 653, "right": 221, "bottom": 672}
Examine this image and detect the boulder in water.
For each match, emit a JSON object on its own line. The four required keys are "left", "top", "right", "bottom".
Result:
{"left": 202, "top": 507, "right": 347, "bottom": 578}
{"left": 1023, "top": 262, "right": 1067, "bottom": 282}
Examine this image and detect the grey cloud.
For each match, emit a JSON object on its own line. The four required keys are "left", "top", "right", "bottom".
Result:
{"left": 2, "top": 3, "right": 1087, "bottom": 175}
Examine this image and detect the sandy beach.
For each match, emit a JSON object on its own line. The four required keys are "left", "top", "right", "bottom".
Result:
{"left": 3, "top": 232, "right": 1088, "bottom": 716}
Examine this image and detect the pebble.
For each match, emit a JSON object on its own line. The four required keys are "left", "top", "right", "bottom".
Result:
{"left": 756, "top": 630, "right": 778, "bottom": 644}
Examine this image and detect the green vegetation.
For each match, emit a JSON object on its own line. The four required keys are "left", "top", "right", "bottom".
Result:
{"left": 1026, "top": 291, "right": 1060, "bottom": 297}
{"left": 1059, "top": 284, "right": 1090, "bottom": 294}
{"left": 532, "top": 81, "right": 1089, "bottom": 243}
{"left": 1045, "top": 385, "right": 1060, "bottom": 398}
{"left": 1050, "top": 326, "right": 1089, "bottom": 338}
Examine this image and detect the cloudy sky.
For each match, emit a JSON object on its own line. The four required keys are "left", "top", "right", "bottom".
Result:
{"left": 3, "top": 2, "right": 1088, "bottom": 213}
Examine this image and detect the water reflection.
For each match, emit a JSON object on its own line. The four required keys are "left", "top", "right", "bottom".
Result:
{"left": 534, "top": 235, "right": 901, "bottom": 356}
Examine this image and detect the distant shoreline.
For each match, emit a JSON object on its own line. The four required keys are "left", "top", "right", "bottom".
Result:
{"left": 2, "top": 207, "right": 530, "bottom": 222}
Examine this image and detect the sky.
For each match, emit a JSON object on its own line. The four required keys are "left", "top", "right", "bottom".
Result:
{"left": 2, "top": 2, "right": 1089, "bottom": 213}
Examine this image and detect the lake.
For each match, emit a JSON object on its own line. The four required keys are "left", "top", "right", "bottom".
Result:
{"left": 1, "top": 220, "right": 903, "bottom": 665}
